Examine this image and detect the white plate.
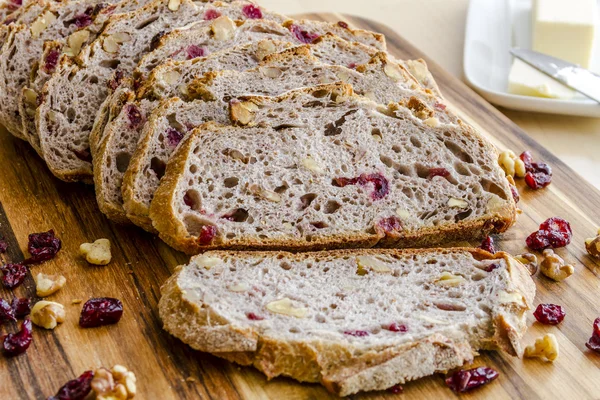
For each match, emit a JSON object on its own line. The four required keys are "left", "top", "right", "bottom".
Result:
{"left": 464, "top": 0, "right": 600, "bottom": 117}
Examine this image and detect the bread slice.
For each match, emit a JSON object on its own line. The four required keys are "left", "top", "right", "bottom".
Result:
{"left": 0, "top": 0, "right": 120, "bottom": 137}
{"left": 134, "top": 17, "right": 386, "bottom": 80}
{"left": 121, "top": 48, "right": 455, "bottom": 231}
{"left": 159, "top": 248, "right": 535, "bottom": 396}
{"left": 149, "top": 83, "right": 516, "bottom": 253}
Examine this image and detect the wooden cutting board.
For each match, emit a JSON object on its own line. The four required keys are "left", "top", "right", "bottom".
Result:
{"left": 1, "top": 13, "right": 599, "bottom": 400}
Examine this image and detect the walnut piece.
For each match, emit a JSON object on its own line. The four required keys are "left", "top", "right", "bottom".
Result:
{"left": 31, "top": 11, "right": 57, "bottom": 38}
{"left": 80, "top": 239, "right": 112, "bottom": 265}
{"left": 301, "top": 157, "right": 324, "bottom": 174}
{"left": 230, "top": 101, "right": 258, "bottom": 125}
{"left": 585, "top": 228, "right": 600, "bottom": 259}
{"left": 248, "top": 184, "right": 280, "bottom": 202}
{"left": 498, "top": 150, "right": 526, "bottom": 178}
{"left": 34, "top": 272, "right": 66, "bottom": 297}
{"left": 30, "top": 301, "right": 65, "bottom": 329}
{"left": 196, "top": 255, "right": 222, "bottom": 269}
{"left": 259, "top": 66, "right": 282, "bottom": 78}
{"left": 92, "top": 365, "right": 137, "bottom": 399}
{"left": 211, "top": 16, "right": 236, "bottom": 41}
{"left": 524, "top": 334, "right": 559, "bottom": 362}
{"left": 540, "top": 249, "right": 574, "bottom": 281}
{"left": 514, "top": 253, "right": 538, "bottom": 275}
{"left": 167, "top": 0, "right": 180, "bottom": 11}
{"left": 383, "top": 62, "right": 403, "bottom": 82}
{"left": 435, "top": 272, "right": 466, "bottom": 287}
{"left": 447, "top": 197, "right": 468, "bottom": 208}
{"left": 67, "top": 30, "right": 90, "bottom": 57}
{"left": 356, "top": 256, "right": 392, "bottom": 273}
{"left": 266, "top": 298, "right": 307, "bottom": 318}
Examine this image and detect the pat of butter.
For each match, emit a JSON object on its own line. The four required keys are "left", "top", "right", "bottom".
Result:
{"left": 532, "top": 0, "right": 597, "bottom": 68}
{"left": 508, "top": 58, "right": 577, "bottom": 99}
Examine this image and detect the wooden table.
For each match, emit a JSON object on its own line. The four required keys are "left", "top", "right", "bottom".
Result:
{"left": 1, "top": 6, "right": 600, "bottom": 400}
{"left": 263, "top": 0, "right": 600, "bottom": 190}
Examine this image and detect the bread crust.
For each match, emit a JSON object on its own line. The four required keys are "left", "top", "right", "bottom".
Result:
{"left": 159, "top": 248, "right": 535, "bottom": 396}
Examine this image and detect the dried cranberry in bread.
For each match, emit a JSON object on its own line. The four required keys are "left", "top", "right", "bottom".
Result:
{"left": 120, "top": 47, "right": 453, "bottom": 231}
{"left": 159, "top": 248, "right": 535, "bottom": 396}
{"left": 35, "top": 1, "right": 276, "bottom": 183}
{"left": 149, "top": 83, "right": 516, "bottom": 253}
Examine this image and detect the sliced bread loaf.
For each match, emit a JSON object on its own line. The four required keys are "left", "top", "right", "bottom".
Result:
{"left": 149, "top": 83, "right": 516, "bottom": 253}
{"left": 134, "top": 17, "right": 386, "bottom": 80}
{"left": 159, "top": 248, "right": 535, "bottom": 396}
{"left": 35, "top": 1, "right": 281, "bottom": 182}
{"left": 122, "top": 48, "right": 454, "bottom": 231}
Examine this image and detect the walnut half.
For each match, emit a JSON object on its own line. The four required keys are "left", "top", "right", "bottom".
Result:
{"left": 80, "top": 239, "right": 112, "bottom": 265}
{"left": 92, "top": 365, "right": 137, "bottom": 399}
{"left": 540, "top": 249, "right": 574, "bottom": 281}
{"left": 524, "top": 334, "right": 559, "bottom": 362}
{"left": 585, "top": 228, "right": 600, "bottom": 259}
{"left": 30, "top": 301, "right": 65, "bottom": 329}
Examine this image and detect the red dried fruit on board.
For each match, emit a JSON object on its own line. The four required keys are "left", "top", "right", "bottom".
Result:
{"left": 387, "top": 323, "right": 408, "bottom": 333}
{"left": 79, "top": 298, "right": 123, "bottom": 328}
{"left": 479, "top": 236, "right": 496, "bottom": 254}
{"left": 2, "top": 318, "right": 32, "bottom": 356}
{"left": 540, "top": 217, "right": 572, "bottom": 238}
{"left": 12, "top": 298, "right": 31, "bottom": 318}
{"left": 520, "top": 151, "right": 533, "bottom": 171}
{"left": 125, "top": 104, "right": 144, "bottom": 129}
{"left": 344, "top": 330, "right": 369, "bottom": 337}
{"left": 204, "top": 9, "right": 221, "bottom": 20}
{"left": 375, "top": 216, "right": 403, "bottom": 237}
{"left": 335, "top": 173, "right": 390, "bottom": 200}
{"left": 247, "top": 312, "right": 264, "bottom": 321}
{"left": 525, "top": 162, "right": 552, "bottom": 189}
{"left": 198, "top": 225, "right": 217, "bottom": 245}
{"left": 445, "top": 367, "right": 499, "bottom": 393}
{"left": 288, "top": 24, "right": 320, "bottom": 43}
{"left": 166, "top": 127, "right": 184, "bottom": 147}
{"left": 27, "top": 229, "right": 61, "bottom": 263}
{"left": 533, "top": 304, "right": 565, "bottom": 325}
{"left": 526, "top": 217, "right": 572, "bottom": 250}
{"left": 427, "top": 167, "right": 450, "bottom": 179}
{"left": 0, "top": 299, "right": 16, "bottom": 324}
{"left": 185, "top": 44, "right": 205, "bottom": 60}
{"left": 242, "top": 4, "right": 262, "bottom": 19}
{"left": 44, "top": 49, "right": 60, "bottom": 73}
{"left": 585, "top": 317, "right": 600, "bottom": 353}
{"left": 50, "top": 370, "right": 94, "bottom": 400}
{"left": 1, "top": 263, "right": 28, "bottom": 289}
{"left": 0, "top": 237, "right": 7, "bottom": 253}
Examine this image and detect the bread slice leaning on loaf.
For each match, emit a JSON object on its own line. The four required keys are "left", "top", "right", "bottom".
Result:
{"left": 159, "top": 248, "right": 535, "bottom": 396}
{"left": 150, "top": 83, "right": 516, "bottom": 254}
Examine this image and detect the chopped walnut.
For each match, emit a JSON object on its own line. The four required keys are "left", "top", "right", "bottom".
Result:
{"left": 266, "top": 298, "right": 307, "bottom": 318}
{"left": 498, "top": 150, "right": 526, "bottom": 178}
{"left": 540, "top": 249, "right": 574, "bottom": 281}
{"left": 80, "top": 238, "right": 112, "bottom": 265}
{"left": 30, "top": 301, "right": 65, "bottom": 329}
{"left": 514, "top": 253, "right": 538, "bottom": 275}
{"left": 34, "top": 272, "right": 66, "bottom": 297}
{"left": 585, "top": 228, "right": 600, "bottom": 259}
{"left": 92, "top": 365, "right": 137, "bottom": 399}
{"left": 524, "top": 334, "right": 559, "bottom": 362}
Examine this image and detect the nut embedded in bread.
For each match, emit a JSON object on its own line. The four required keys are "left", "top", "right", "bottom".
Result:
{"left": 159, "top": 248, "right": 535, "bottom": 396}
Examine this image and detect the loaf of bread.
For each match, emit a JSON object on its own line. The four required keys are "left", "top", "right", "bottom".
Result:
{"left": 159, "top": 248, "right": 535, "bottom": 396}
{"left": 149, "top": 83, "right": 515, "bottom": 253}
{"left": 120, "top": 47, "right": 456, "bottom": 231}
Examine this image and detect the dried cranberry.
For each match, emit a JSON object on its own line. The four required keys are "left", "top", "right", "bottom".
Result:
{"left": 335, "top": 173, "right": 389, "bottom": 200}
{"left": 533, "top": 304, "right": 565, "bottom": 325}
{"left": 375, "top": 216, "right": 403, "bottom": 237}
{"left": 166, "top": 127, "right": 184, "bottom": 147}
{"left": 11, "top": 298, "right": 31, "bottom": 318}
{"left": 526, "top": 217, "right": 572, "bottom": 250}
{"left": 51, "top": 370, "right": 94, "bottom": 400}
{"left": 9, "top": 0, "right": 22, "bottom": 7}
{"left": 186, "top": 44, "right": 205, "bottom": 60}
{"left": 347, "top": 63, "right": 357, "bottom": 69}
{"left": 288, "top": 24, "right": 320, "bottom": 43}
{"left": 525, "top": 162, "right": 552, "bottom": 189}
{"left": 108, "top": 70, "right": 124, "bottom": 91}
{"left": 540, "top": 217, "right": 572, "bottom": 237}
{"left": 387, "top": 323, "right": 408, "bottom": 332}
{"left": 72, "top": 12, "right": 92, "bottom": 28}
{"left": 338, "top": 21, "right": 349, "bottom": 29}
{"left": 483, "top": 263, "right": 499, "bottom": 272}
{"left": 434, "top": 102, "right": 447, "bottom": 111}
{"left": 198, "top": 225, "right": 217, "bottom": 245}
{"left": 125, "top": 104, "right": 144, "bottom": 129}
{"left": 0, "top": 299, "right": 16, "bottom": 324}
{"left": 510, "top": 185, "right": 520, "bottom": 204}
{"left": 585, "top": 317, "right": 600, "bottom": 353}
{"left": 27, "top": 229, "right": 61, "bottom": 263}
{"left": 79, "top": 298, "right": 123, "bottom": 328}
{"left": 479, "top": 236, "right": 496, "bottom": 254}
{"left": 525, "top": 230, "right": 551, "bottom": 250}
{"left": 2, "top": 318, "right": 32, "bottom": 357}
{"left": 247, "top": 312, "right": 264, "bottom": 321}
{"left": 1, "top": 263, "right": 28, "bottom": 289}
{"left": 445, "top": 367, "right": 499, "bottom": 393}
{"left": 242, "top": 4, "right": 262, "bottom": 19}
{"left": 44, "top": 49, "right": 60, "bottom": 73}
{"left": 183, "top": 192, "right": 194, "bottom": 208}
{"left": 388, "top": 384, "right": 403, "bottom": 394}
{"left": 344, "top": 330, "right": 369, "bottom": 337}
{"left": 519, "top": 151, "right": 534, "bottom": 171}
{"left": 0, "top": 237, "right": 7, "bottom": 253}
{"left": 204, "top": 9, "right": 221, "bottom": 20}
{"left": 427, "top": 167, "right": 450, "bottom": 179}
{"left": 97, "top": 3, "right": 116, "bottom": 15}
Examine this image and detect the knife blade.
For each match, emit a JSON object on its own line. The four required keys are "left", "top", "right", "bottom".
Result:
{"left": 510, "top": 48, "right": 600, "bottom": 104}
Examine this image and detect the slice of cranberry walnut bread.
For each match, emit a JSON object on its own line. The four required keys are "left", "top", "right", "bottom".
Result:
{"left": 35, "top": 1, "right": 277, "bottom": 183}
{"left": 149, "top": 83, "right": 516, "bottom": 254}
{"left": 121, "top": 47, "right": 454, "bottom": 231}
{"left": 159, "top": 248, "right": 535, "bottom": 396}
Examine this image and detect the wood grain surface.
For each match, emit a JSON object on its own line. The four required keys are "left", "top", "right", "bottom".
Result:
{"left": 1, "top": 14, "right": 600, "bottom": 400}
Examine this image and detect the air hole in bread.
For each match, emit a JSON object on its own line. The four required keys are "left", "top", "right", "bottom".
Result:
{"left": 324, "top": 200, "right": 341, "bottom": 214}
{"left": 223, "top": 177, "right": 239, "bottom": 188}
{"left": 99, "top": 60, "right": 121, "bottom": 70}
{"left": 455, "top": 209, "right": 473, "bottom": 222}
{"left": 274, "top": 183, "right": 289, "bottom": 193}
{"left": 66, "top": 107, "right": 76, "bottom": 123}
{"left": 90, "top": 76, "right": 99, "bottom": 84}
{"left": 444, "top": 140, "right": 474, "bottom": 163}
{"left": 480, "top": 179, "right": 509, "bottom": 200}
{"left": 415, "top": 164, "right": 431, "bottom": 179}
{"left": 299, "top": 193, "right": 317, "bottom": 210}
{"left": 311, "top": 222, "right": 328, "bottom": 229}
{"left": 223, "top": 208, "right": 248, "bottom": 223}
{"left": 410, "top": 136, "right": 422, "bottom": 148}
{"left": 380, "top": 155, "right": 394, "bottom": 169}
{"left": 150, "top": 157, "right": 166, "bottom": 179}
{"left": 116, "top": 152, "right": 131, "bottom": 173}
{"left": 329, "top": 303, "right": 337, "bottom": 309}
{"left": 136, "top": 15, "right": 159, "bottom": 29}
{"left": 280, "top": 262, "right": 292, "bottom": 270}
{"left": 184, "top": 189, "right": 201, "bottom": 211}
{"left": 183, "top": 215, "right": 212, "bottom": 236}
